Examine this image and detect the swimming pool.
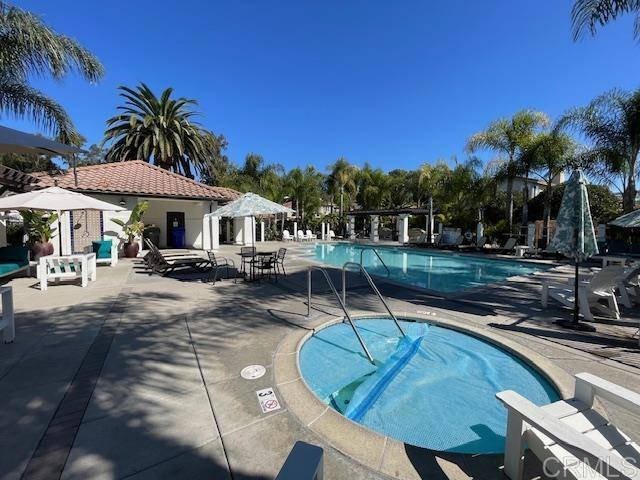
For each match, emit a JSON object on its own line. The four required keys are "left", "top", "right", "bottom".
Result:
{"left": 299, "top": 318, "right": 559, "bottom": 454}
{"left": 313, "top": 243, "right": 549, "bottom": 293}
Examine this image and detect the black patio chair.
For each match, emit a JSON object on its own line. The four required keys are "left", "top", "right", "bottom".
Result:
{"left": 206, "top": 251, "right": 237, "bottom": 283}
{"left": 253, "top": 252, "right": 278, "bottom": 283}
{"left": 276, "top": 248, "right": 287, "bottom": 276}
{"left": 240, "top": 246, "right": 256, "bottom": 274}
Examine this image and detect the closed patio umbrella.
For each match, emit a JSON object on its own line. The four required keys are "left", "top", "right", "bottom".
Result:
{"left": 211, "top": 192, "right": 294, "bottom": 246}
{"left": 0, "top": 186, "right": 125, "bottom": 254}
{"left": 547, "top": 169, "right": 599, "bottom": 331}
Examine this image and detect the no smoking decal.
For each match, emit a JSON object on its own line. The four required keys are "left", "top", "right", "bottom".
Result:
{"left": 256, "top": 387, "right": 281, "bottom": 413}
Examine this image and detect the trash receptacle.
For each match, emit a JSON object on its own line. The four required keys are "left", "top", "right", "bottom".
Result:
{"left": 171, "top": 227, "right": 185, "bottom": 248}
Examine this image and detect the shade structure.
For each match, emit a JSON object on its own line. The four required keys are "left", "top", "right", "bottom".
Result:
{"left": 0, "top": 186, "right": 124, "bottom": 212}
{"left": 210, "top": 192, "right": 294, "bottom": 246}
{"left": 0, "top": 126, "right": 83, "bottom": 155}
{"left": 609, "top": 209, "right": 640, "bottom": 229}
{"left": 211, "top": 192, "right": 294, "bottom": 218}
{"left": 547, "top": 169, "right": 599, "bottom": 330}
{"left": 0, "top": 186, "right": 125, "bottom": 255}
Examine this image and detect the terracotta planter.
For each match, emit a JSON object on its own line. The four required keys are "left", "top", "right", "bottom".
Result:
{"left": 124, "top": 242, "right": 140, "bottom": 258}
{"left": 31, "top": 241, "right": 54, "bottom": 260}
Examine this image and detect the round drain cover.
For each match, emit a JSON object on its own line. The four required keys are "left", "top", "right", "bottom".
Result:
{"left": 241, "top": 365, "right": 266, "bottom": 380}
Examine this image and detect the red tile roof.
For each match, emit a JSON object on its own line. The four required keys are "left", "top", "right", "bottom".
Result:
{"left": 32, "top": 160, "right": 241, "bottom": 201}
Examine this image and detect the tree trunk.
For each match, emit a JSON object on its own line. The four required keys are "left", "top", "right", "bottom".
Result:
{"left": 340, "top": 185, "right": 344, "bottom": 218}
{"left": 543, "top": 182, "right": 551, "bottom": 248}
{"left": 521, "top": 171, "right": 530, "bottom": 225}
{"left": 428, "top": 196, "right": 433, "bottom": 241}
{"left": 506, "top": 177, "right": 514, "bottom": 231}
{"left": 623, "top": 155, "right": 637, "bottom": 213}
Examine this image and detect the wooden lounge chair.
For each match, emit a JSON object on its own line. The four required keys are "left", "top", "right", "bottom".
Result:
{"left": 541, "top": 266, "right": 625, "bottom": 321}
{"left": 497, "top": 372, "right": 640, "bottom": 480}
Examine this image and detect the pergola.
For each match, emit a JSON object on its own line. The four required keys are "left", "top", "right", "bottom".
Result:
{"left": 345, "top": 207, "right": 435, "bottom": 244}
{"left": 0, "top": 165, "right": 40, "bottom": 194}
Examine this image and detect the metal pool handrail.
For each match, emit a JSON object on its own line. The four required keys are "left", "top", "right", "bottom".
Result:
{"left": 342, "top": 261, "right": 405, "bottom": 337}
{"left": 359, "top": 248, "right": 390, "bottom": 276}
{"left": 306, "top": 266, "right": 375, "bottom": 364}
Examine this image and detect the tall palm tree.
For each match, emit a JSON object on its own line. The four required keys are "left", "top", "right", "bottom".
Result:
{"left": 560, "top": 88, "right": 640, "bottom": 212}
{"left": 327, "top": 157, "right": 357, "bottom": 218}
{"left": 0, "top": 1, "right": 104, "bottom": 144}
{"left": 571, "top": 0, "right": 640, "bottom": 41}
{"left": 528, "top": 130, "right": 576, "bottom": 245}
{"left": 419, "top": 160, "right": 450, "bottom": 240}
{"left": 103, "top": 83, "right": 218, "bottom": 178}
{"left": 466, "top": 110, "right": 549, "bottom": 230}
{"left": 357, "top": 164, "right": 389, "bottom": 210}
{"left": 286, "top": 166, "right": 324, "bottom": 223}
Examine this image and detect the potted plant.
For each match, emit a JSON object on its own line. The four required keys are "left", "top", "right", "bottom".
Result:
{"left": 20, "top": 210, "right": 58, "bottom": 259}
{"left": 111, "top": 201, "right": 149, "bottom": 258}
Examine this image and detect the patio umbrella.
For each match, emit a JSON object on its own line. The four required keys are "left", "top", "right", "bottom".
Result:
{"left": 0, "top": 126, "right": 83, "bottom": 155}
{"left": 0, "top": 186, "right": 125, "bottom": 254}
{"left": 547, "top": 169, "right": 599, "bottom": 331}
{"left": 609, "top": 209, "right": 640, "bottom": 229}
{"left": 211, "top": 192, "right": 294, "bottom": 246}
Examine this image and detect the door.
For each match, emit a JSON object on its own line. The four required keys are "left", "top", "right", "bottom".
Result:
{"left": 166, "top": 212, "right": 186, "bottom": 248}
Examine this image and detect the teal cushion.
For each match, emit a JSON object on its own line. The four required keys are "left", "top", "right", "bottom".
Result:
{"left": 0, "top": 245, "right": 29, "bottom": 263}
{"left": 92, "top": 240, "right": 112, "bottom": 260}
{"left": 0, "top": 262, "right": 24, "bottom": 276}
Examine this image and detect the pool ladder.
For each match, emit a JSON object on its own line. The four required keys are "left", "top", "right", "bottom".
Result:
{"left": 306, "top": 264, "right": 404, "bottom": 365}
{"left": 359, "top": 248, "right": 390, "bottom": 277}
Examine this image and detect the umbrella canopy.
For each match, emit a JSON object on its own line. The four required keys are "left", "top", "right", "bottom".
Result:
{"left": 0, "top": 186, "right": 124, "bottom": 212}
{"left": 211, "top": 192, "right": 294, "bottom": 218}
{"left": 0, "top": 126, "right": 83, "bottom": 156}
{"left": 548, "top": 169, "right": 599, "bottom": 261}
{"left": 609, "top": 209, "right": 640, "bottom": 229}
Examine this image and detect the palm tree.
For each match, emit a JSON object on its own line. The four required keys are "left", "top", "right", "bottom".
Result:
{"left": 0, "top": 2, "right": 104, "bottom": 144}
{"left": 560, "top": 88, "right": 640, "bottom": 212}
{"left": 327, "top": 157, "right": 357, "bottom": 218}
{"left": 357, "top": 164, "right": 389, "bottom": 210}
{"left": 528, "top": 129, "right": 576, "bottom": 245}
{"left": 571, "top": 0, "right": 640, "bottom": 41}
{"left": 103, "top": 83, "right": 218, "bottom": 178}
{"left": 466, "top": 110, "right": 549, "bottom": 230}
{"left": 286, "top": 166, "right": 324, "bottom": 224}
{"left": 419, "top": 160, "right": 450, "bottom": 240}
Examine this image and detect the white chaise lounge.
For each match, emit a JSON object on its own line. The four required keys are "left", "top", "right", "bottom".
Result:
{"left": 497, "top": 372, "right": 640, "bottom": 480}
{"left": 541, "top": 266, "right": 625, "bottom": 321}
{"left": 282, "top": 230, "right": 293, "bottom": 242}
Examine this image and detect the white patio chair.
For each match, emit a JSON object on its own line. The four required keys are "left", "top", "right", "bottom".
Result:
{"left": 328, "top": 230, "right": 336, "bottom": 241}
{"left": 619, "top": 264, "right": 640, "bottom": 308}
{"left": 305, "top": 229, "right": 315, "bottom": 242}
{"left": 297, "top": 230, "right": 305, "bottom": 242}
{"left": 541, "top": 266, "right": 625, "bottom": 321}
{"left": 497, "top": 372, "right": 640, "bottom": 480}
{"left": 282, "top": 230, "right": 292, "bottom": 242}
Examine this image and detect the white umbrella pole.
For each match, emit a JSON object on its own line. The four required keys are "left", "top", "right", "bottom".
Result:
{"left": 57, "top": 209, "right": 63, "bottom": 255}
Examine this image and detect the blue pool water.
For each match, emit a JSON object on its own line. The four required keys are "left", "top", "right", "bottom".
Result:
{"left": 313, "top": 243, "right": 549, "bottom": 293}
{"left": 300, "top": 319, "right": 559, "bottom": 454}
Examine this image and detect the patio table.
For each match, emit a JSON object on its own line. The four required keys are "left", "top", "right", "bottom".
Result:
{"left": 238, "top": 251, "right": 276, "bottom": 282}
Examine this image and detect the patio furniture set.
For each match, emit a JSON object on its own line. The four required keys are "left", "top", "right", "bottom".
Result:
{"left": 144, "top": 239, "right": 287, "bottom": 284}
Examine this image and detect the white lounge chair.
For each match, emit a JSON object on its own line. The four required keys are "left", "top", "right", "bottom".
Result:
{"left": 497, "top": 372, "right": 640, "bottom": 480}
{"left": 305, "top": 229, "right": 315, "bottom": 242}
{"left": 619, "top": 264, "right": 640, "bottom": 308}
{"left": 541, "top": 266, "right": 625, "bottom": 321}
{"left": 297, "top": 230, "right": 305, "bottom": 242}
{"left": 282, "top": 230, "right": 293, "bottom": 242}
{"left": 328, "top": 230, "right": 336, "bottom": 240}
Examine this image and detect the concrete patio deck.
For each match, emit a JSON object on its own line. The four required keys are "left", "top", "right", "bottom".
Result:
{"left": 1, "top": 241, "right": 639, "bottom": 480}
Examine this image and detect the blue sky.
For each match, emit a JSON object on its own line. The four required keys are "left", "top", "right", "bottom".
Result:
{"left": 6, "top": 0, "right": 640, "bottom": 173}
